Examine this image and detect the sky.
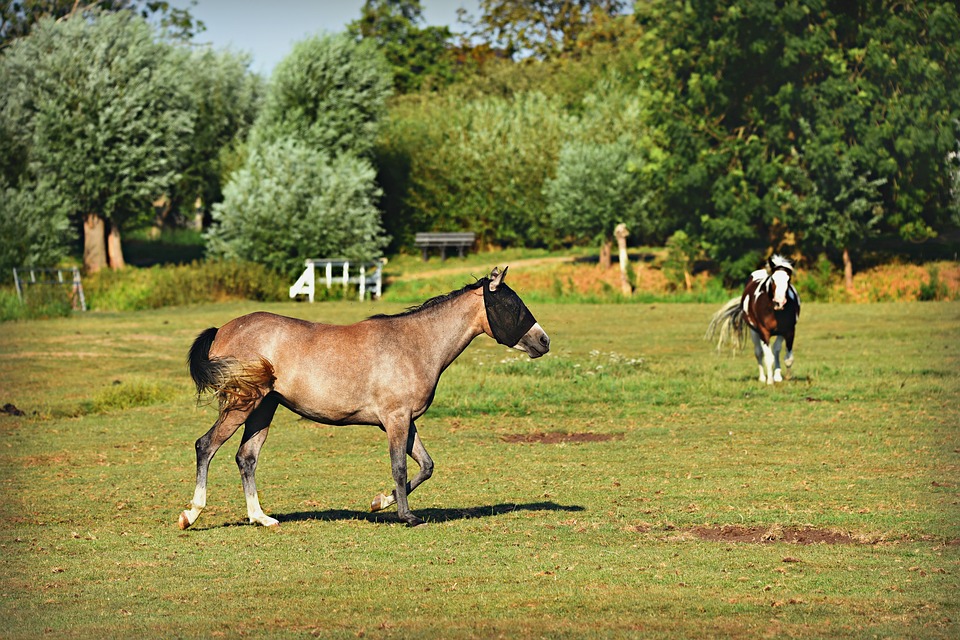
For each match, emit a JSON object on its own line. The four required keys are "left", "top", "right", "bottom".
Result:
{"left": 171, "top": 1, "right": 480, "bottom": 75}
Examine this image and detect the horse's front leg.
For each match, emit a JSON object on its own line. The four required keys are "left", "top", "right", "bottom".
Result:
{"left": 380, "top": 413, "right": 424, "bottom": 526}
{"left": 772, "top": 336, "right": 784, "bottom": 383}
{"left": 784, "top": 330, "right": 795, "bottom": 377}
{"left": 371, "top": 422, "right": 434, "bottom": 514}
{"left": 750, "top": 330, "right": 767, "bottom": 383}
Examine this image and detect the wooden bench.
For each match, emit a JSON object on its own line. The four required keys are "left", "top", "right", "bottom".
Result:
{"left": 289, "top": 259, "right": 384, "bottom": 302}
{"left": 414, "top": 232, "right": 476, "bottom": 261}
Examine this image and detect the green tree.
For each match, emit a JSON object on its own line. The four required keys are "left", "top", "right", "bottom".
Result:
{"left": 0, "top": 0, "right": 204, "bottom": 47}
{"left": 0, "top": 175, "right": 72, "bottom": 273}
{"left": 466, "top": 0, "right": 626, "bottom": 59}
{"left": 169, "top": 48, "right": 263, "bottom": 227}
{"left": 209, "top": 33, "right": 393, "bottom": 273}
{"left": 0, "top": 10, "right": 194, "bottom": 272}
{"left": 381, "top": 90, "right": 570, "bottom": 249}
{"left": 545, "top": 139, "right": 648, "bottom": 266}
{"left": 252, "top": 32, "right": 393, "bottom": 157}
{"left": 348, "top": 0, "right": 456, "bottom": 93}
{"left": 206, "top": 138, "right": 388, "bottom": 275}
{"left": 634, "top": 0, "right": 960, "bottom": 283}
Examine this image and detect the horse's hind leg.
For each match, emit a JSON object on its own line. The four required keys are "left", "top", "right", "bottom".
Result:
{"left": 750, "top": 330, "right": 767, "bottom": 383}
{"left": 178, "top": 407, "right": 251, "bottom": 530}
{"left": 371, "top": 422, "right": 434, "bottom": 513}
{"left": 236, "top": 395, "right": 280, "bottom": 527}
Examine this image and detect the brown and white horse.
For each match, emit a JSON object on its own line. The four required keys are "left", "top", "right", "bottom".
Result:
{"left": 706, "top": 255, "right": 800, "bottom": 384}
{"left": 179, "top": 267, "right": 549, "bottom": 529}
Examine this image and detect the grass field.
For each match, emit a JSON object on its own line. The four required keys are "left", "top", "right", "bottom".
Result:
{"left": 1, "top": 296, "right": 958, "bottom": 638}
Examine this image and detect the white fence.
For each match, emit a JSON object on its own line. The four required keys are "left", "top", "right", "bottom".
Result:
{"left": 12, "top": 267, "right": 87, "bottom": 311}
{"left": 289, "top": 259, "right": 384, "bottom": 302}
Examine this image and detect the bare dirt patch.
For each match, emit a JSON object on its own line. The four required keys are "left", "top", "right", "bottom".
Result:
{"left": 689, "top": 524, "right": 865, "bottom": 545}
{"left": 501, "top": 431, "right": 624, "bottom": 444}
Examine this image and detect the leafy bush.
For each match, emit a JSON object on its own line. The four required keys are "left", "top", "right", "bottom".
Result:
{"left": 0, "top": 177, "right": 73, "bottom": 274}
{"left": 207, "top": 138, "right": 389, "bottom": 277}
{"left": 546, "top": 138, "right": 650, "bottom": 246}
{"left": 918, "top": 265, "right": 949, "bottom": 301}
{"left": 252, "top": 32, "right": 392, "bottom": 157}
{"left": 793, "top": 254, "right": 837, "bottom": 302}
{"left": 84, "top": 261, "right": 286, "bottom": 311}
{"left": 0, "top": 286, "right": 73, "bottom": 322}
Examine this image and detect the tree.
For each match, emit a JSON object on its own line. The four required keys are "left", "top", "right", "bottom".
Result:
{"left": 545, "top": 139, "right": 648, "bottom": 267}
{"left": 251, "top": 32, "right": 393, "bottom": 158}
{"left": 168, "top": 48, "right": 263, "bottom": 228}
{"left": 0, "top": 10, "right": 194, "bottom": 272}
{"left": 0, "top": 175, "right": 72, "bottom": 273}
{"left": 634, "top": 0, "right": 960, "bottom": 283}
{"left": 348, "top": 0, "right": 457, "bottom": 93}
{"left": 209, "top": 33, "right": 393, "bottom": 273}
{"left": 466, "top": 0, "right": 626, "bottom": 59}
{"left": 206, "top": 138, "right": 388, "bottom": 275}
{"left": 0, "top": 0, "right": 204, "bottom": 48}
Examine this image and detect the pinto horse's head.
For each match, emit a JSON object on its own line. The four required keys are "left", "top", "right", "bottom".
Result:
{"left": 482, "top": 267, "right": 550, "bottom": 358}
{"left": 767, "top": 255, "right": 794, "bottom": 310}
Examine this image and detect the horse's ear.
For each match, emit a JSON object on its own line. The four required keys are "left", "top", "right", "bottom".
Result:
{"left": 767, "top": 257, "right": 775, "bottom": 271}
{"left": 489, "top": 266, "right": 508, "bottom": 291}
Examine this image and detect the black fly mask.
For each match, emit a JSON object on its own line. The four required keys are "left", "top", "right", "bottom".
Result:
{"left": 482, "top": 278, "right": 537, "bottom": 347}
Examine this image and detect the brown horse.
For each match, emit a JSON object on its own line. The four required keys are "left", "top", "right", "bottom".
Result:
{"left": 178, "top": 267, "right": 549, "bottom": 528}
{"left": 706, "top": 255, "right": 800, "bottom": 384}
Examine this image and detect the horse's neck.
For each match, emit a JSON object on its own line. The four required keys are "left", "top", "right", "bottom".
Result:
{"left": 395, "top": 293, "right": 485, "bottom": 372}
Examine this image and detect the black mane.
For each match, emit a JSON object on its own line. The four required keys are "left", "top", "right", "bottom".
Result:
{"left": 368, "top": 279, "right": 485, "bottom": 320}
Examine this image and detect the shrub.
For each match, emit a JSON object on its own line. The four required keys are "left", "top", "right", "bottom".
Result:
{"left": 207, "top": 138, "right": 389, "bottom": 277}
{"left": 84, "top": 260, "right": 286, "bottom": 311}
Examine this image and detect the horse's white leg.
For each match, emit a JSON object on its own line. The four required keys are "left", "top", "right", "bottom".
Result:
{"left": 772, "top": 336, "right": 784, "bottom": 383}
{"left": 371, "top": 423, "right": 434, "bottom": 513}
{"left": 236, "top": 396, "right": 280, "bottom": 527}
{"left": 750, "top": 330, "right": 766, "bottom": 383}
{"left": 179, "top": 409, "right": 249, "bottom": 530}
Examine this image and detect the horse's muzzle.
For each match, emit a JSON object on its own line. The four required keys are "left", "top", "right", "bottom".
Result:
{"left": 518, "top": 323, "right": 550, "bottom": 358}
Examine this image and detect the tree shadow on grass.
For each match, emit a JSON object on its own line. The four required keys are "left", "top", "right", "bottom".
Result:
{"left": 277, "top": 501, "right": 585, "bottom": 526}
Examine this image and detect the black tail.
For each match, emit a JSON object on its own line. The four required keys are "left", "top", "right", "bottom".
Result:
{"left": 187, "top": 327, "right": 222, "bottom": 396}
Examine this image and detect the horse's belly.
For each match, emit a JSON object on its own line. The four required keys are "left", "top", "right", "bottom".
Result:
{"left": 278, "top": 394, "right": 377, "bottom": 426}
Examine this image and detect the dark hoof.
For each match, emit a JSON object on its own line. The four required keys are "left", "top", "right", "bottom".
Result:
{"left": 402, "top": 515, "right": 425, "bottom": 527}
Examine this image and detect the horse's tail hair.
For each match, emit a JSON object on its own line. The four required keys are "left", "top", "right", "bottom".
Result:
{"left": 187, "top": 327, "right": 275, "bottom": 413}
{"left": 706, "top": 297, "right": 746, "bottom": 353}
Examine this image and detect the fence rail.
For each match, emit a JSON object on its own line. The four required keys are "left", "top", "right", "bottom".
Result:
{"left": 12, "top": 267, "right": 86, "bottom": 311}
{"left": 289, "top": 259, "right": 384, "bottom": 302}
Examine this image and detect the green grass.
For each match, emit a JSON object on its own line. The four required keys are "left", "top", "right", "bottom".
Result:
{"left": 1, "top": 300, "right": 958, "bottom": 638}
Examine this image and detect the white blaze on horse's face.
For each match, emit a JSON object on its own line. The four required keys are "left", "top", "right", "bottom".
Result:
{"left": 514, "top": 322, "right": 550, "bottom": 358}
{"left": 770, "top": 270, "right": 791, "bottom": 310}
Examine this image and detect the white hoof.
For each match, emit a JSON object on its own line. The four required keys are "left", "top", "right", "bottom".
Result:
{"left": 371, "top": 492, "right": 396, "bottom": 512}
{"left": 250, "top": 513, "right": 279, "bottom": 527}
{"left": 773, "top": 369, "right": 783, "bottom": 383}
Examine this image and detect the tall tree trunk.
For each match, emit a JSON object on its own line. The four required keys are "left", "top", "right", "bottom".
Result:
{"left": 107, "top": 222, "right": 126, "bottom": 270}
{"left": 599, "top": 238, "right": 612, "bottom": 269}
{"left": 614, "top": 223, "right": 632, "bottom": 295}
{"left": 842, "top": 247, "right": 854, "bottom": 292}
{"left": 83, "top": 213, "right": 108, "bottom": 273}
